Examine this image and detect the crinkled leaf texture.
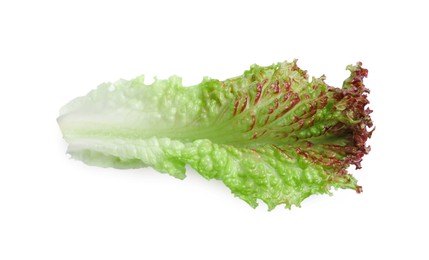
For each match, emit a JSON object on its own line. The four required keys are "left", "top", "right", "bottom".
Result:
{"left": 58, "top": 60, "right": 373, "bottom": 210}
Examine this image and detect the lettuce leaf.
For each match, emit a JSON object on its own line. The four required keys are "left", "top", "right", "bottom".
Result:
{"left": 58, "top": 60, "right": 373, "bottom": 209}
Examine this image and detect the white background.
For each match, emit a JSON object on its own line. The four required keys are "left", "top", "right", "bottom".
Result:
{"left": 1, "top": 0, "right": 428, "bottom": 259}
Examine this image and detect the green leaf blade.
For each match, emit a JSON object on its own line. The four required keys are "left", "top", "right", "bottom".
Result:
{"left": 58, "top": 60, "right": 373, "bottom": 209}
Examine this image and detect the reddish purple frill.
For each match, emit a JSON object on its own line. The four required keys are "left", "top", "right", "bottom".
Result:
{"left": 327, "top": 63, "right": 374, "bottom": 188}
